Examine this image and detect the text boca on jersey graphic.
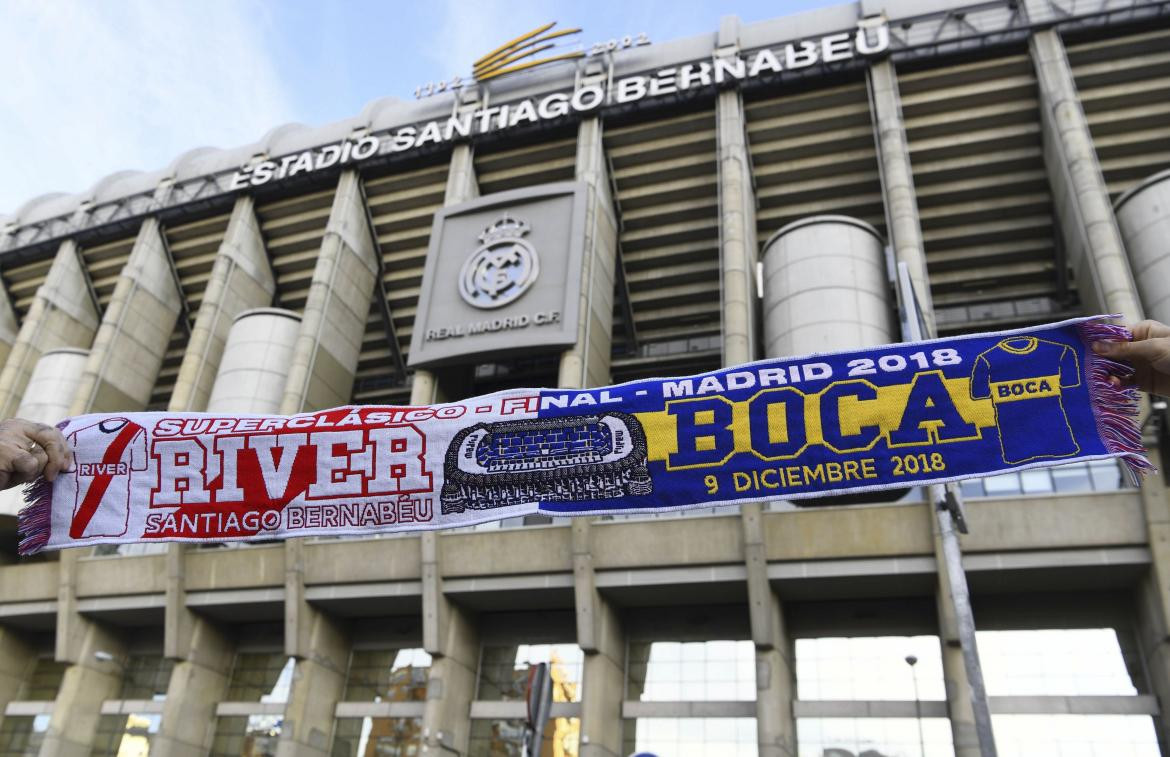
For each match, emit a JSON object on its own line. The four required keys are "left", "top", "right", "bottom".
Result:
{"left": 68, "top": 418, "right": 148, "bottom": 539}
{"left": 970, "top": 337, "right": 1081, "bottom": 465}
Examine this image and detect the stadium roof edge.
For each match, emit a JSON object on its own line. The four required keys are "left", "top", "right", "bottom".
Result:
{"left": 1, "top": 0, "right": 1165, "bottom": 249}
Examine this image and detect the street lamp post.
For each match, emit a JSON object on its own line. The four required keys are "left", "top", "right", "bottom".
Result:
{"left": 905, "top": 654, "right": 925, "bottom": 757}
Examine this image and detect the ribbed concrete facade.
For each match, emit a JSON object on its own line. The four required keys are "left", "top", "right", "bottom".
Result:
{"left": 0, "top": 2, "right": 1168, "bottom": 756}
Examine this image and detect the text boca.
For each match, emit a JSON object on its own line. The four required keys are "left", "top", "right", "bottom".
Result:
{"left": 666, "top": 371, "right": 980, "bottom": 470}
{"left": 148, "top": 426, "right": 434, "bottom": 507}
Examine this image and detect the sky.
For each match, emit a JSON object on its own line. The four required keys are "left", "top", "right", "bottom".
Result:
{"left": 0, "top": 0, "right": 837, "bottom": 217}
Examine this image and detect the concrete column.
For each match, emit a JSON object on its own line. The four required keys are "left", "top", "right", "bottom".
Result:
{"left": 868, "top": 59, "right": 935, "bottom": 335}
{"left": 558, "top": 116, "right": 618, "bottom": 389}
{"left": 1114, "top": 170, "right": 1170, "bottom": 325}
{"left": 0, "top": 282, "right": 19, "bottom": 377}
{"left": 573, "top": 520, "right": 624, "bottom": 757}
{"left": 716, "top": 84, "right": 759, "bottom": 368}
{"left": 715, "top": 20, "right": 796, "bottom": 751}
{"left": 761, "top": 216, "right": 894, "bottom": 356}
{"left": 155, "top": 612, "right": 235, "bottom": 757}
{"left": 740, "top": 504, "right": 795, "bottom": 756}
{"left": 277, "top": 606, "right": 349, "bottom": 757}
{"left": 1031, "top": 33, "right": 1170, "bottom": 747}
{"left": 0, "top": 241, "right": 100, "bottom": 418}
{"left": 420, "top": 532, "right": 478, "bottom": 756}
{"left": 934, "top": 524, "right": 979, "bottom": 756}
{"left": 169, "top": 195, "right": 275, "bottom": 412}
{"left": 1031, "top": 29, "right": 1143, "bottom": 321}
{"left": 410, "top": 143, "right": 480, "bottom": 406}
{"left": 280, "top": 170, "right": 380, "bottom": 414}
{"left": 0, "top": 627, "right": 36, "bottom": 718}
{"left": 42, "top": 567, "right": 126, "bottom": 757}
{"left": 869, "top": 59, "right": 986, "bottom": 753}
{"left": 1135, "top": 467, "right": 1170, "bottom": 749}
{"left": 17, "top": 349, "right": 88, "bottom": 424}
{"left": 207, "top": 309, "right": 301, "bottom": 414}
{"left": 69, "top": 219, "right": 183, "bottom": 415}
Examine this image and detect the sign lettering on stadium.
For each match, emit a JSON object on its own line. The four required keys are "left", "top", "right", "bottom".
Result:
{"left": 229, "top": 22, "right": 889, "bottom": 190}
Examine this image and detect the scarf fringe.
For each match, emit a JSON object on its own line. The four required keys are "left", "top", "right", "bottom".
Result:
{"left": 1077, "top": 318, "right": 1156, "bottom": 483}
{"left": 18, "top": 477, "right": 53, "bottom": 556}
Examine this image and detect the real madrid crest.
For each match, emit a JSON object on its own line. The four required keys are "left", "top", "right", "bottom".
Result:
{"left": 458, "top": 214, "right": 540, "bottom": 309}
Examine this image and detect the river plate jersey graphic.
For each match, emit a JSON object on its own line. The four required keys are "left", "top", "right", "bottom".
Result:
{"left": 970, "top": 337, "right": 1081, "bottom": 464}
{"left": 68, "top": 418, "right": 148, "bottom": 539}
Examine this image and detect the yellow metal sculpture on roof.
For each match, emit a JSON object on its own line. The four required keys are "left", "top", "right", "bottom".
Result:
{"left": 473, "top": 22, "right": 584, "bottom": 82}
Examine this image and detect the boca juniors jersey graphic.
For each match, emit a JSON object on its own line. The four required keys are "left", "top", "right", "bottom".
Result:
{"left": 68, "top": 418, "right": 148, "bottom": 539}
{"left": 970, "top": 337, "right": 1081, "bottom": 464}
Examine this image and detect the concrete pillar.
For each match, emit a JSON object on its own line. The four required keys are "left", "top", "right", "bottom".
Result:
{"left": 762, "top": 216, "right": 894, "bottom": 356}
{"left": 69, "top": 219, "right": 183, "bottom": 415}
{"left": 557, "top": 116, "right": 618, "bottom": 389}
{"left": 1031, "top": 34, "right": 1170, "bottom": 746}
{"left": 420, "top": 532, "right": 478, "bottom": 756}
{"left": 169, "top": 195, "right": 275, "bottom": 412}
{"left": 713, "top": 20, "right": 798, "bottom": 751}
{"left": 207, "top": 309, "right": 301, "bottom": 414}
{"left": 0, "top": 627, "right": 36, "bottom": 717}
{"left": 1114, "top": 170, "right": 1170, "bottom": 325}
{"left": 739, "top": 504, "right": 795, "bottom": 756}
{"left": 934, "top": 523, "right": 979, "bottom": 756}
{"left": 716, "top": 83, "right": 759, "bottom": 368}
{"left": 0, "top": 240, "right": 100, "bottom": 418}
{"left": 1031, "top": 28, "right": 1143, "bottom": 321}
{"left": 43, "top": 556, "right": 126, "bottom": 757}
{"left": 17, "top": 349, "right": 88, "bottom": 424}
{"left": 0, "top": 282, "right": 19, "bottom": 378}
{"left": 868, "top": 59, "right": 935, "bottom": 335}
{"left": 155, "top": 612, "right": 235, "bottom": 757}
{"left": 1135, "top": 467, "right": 1170, "bottom": 749}
{"left": 277, "top": 604, "right": 349, "bottom": 757}
{"left": 410, "top": 143, "right": 479, "bottom": 406}
{"left": 280, "top": 170, "right": 380, "bottom": 414}
{"left": 572, "top": 520, "right": 625, "bottom": 757}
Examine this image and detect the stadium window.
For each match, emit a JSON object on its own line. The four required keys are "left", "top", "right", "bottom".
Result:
{"left": 978, "top": 628, "right": 1140, "bottom": 697}
{"left": 468, "top": 642, "right": 583, "bottom": 756}
{"left": 0, "top": 714, "right": 50, "bottom": 757}
{"left": 91, "top": 653, "right": 173, "bottom": 757}
{"left": 210, "top": 653, "right": 295, "bottom": 757}
{"left": 622, "top": 623, "right": 757, "bottom": 756}
{"left": 627, "top": 639, "right": 756, "bottom": 702}
{"left": 792, "top": 635, "right": 956, "bottom": 756}
{"left": 958, "top": 460, "right": 1126, "bottom": 499}
{"left": 622, "top": 717, "right": 758, "bottom": 757}
{"left": 0, "top": 657, "right": 66, "bottom": 756}
{"left": 330, "top": 647, "right": 431, "bottom": 757}
{"left": 991, "top": 714, "right": 1159, "bottom": 755}
{"left": 796, "top": 636, "right": 945, "bottom": 702}
{"left": 797, "top": 718, "right": 955, "bottom": 757}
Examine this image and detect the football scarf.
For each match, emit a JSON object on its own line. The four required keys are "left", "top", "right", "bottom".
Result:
{"left": 19, "top": 316, "right": 1152, "bottom": 554}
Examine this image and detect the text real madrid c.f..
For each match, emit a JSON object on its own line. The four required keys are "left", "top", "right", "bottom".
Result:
{"left": 230, "top": 23, "right": 889, "bottom": 189}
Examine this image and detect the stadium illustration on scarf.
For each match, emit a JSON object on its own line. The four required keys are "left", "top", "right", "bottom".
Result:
{"left": 18, "top": 316, "right": 1152, "bottom": 554}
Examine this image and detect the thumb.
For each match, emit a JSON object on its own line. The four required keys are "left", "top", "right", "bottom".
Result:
{"left": 1094, "top": 338, "right": 1162, "bottom": 363}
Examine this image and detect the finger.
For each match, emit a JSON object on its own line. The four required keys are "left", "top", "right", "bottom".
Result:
{"left": 1101, "top": 338, "right": 1166, "bottom": 365}
{"left": 1131, "top": 320, "right": 1170, "bottom": 341}
{"left": 28, "top": 424, "right": 70, "bottom": 481}
{"left": 7, "top": 449, "right": 41, "bottom": 486}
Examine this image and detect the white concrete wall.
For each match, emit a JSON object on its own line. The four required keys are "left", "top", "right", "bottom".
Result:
{"left": 1115, "top": 170, "right": 1170, "bottom": 325}
{"left": 207, "top": 308, "right": 301, "bottom": 414}
{"left": 762, "top": 215, "right": 894, "bottom": 357}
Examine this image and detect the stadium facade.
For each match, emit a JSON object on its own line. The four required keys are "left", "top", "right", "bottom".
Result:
{"left": 0, "top": 0, "right": 1168, "bottom": 755}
